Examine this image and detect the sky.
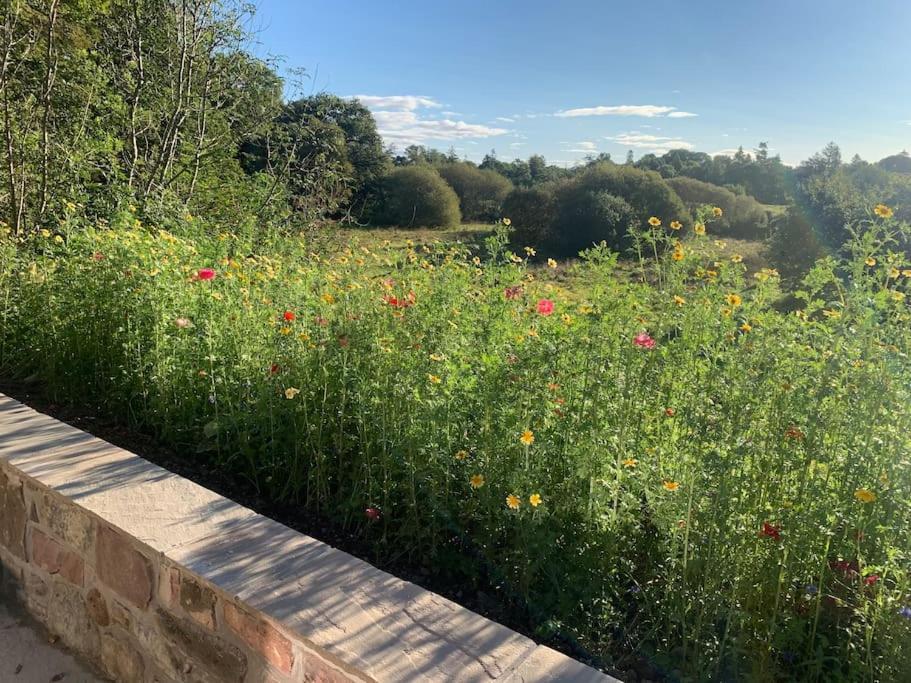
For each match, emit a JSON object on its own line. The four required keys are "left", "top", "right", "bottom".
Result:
{"left": 251, "top": 0, "right": 911, "bottom": 167}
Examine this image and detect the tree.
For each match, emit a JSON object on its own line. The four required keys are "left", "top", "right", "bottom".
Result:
{"left": 375, "top": 165, "right": 461, "bottom": 228}
{"left": 437, "top": 162, "right": 511, "bottom": 221}
{"left": 878, "top": 151, "right": 911, "bottom": 174}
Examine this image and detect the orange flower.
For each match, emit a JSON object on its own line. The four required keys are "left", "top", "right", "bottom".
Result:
{"left": 529, "top": 493, "right": 542, "bottom": 507}
{"left": 470, "top": 474, "right": 485, "bottom": 489}
{"left": 506, "top": 494, "right": 521, "bottom": 510}
{"left": 662, "top": 480, "right": 680, "bottom": 492}
{"left": 520, "top": 429, "right": 535, "bottom": 446}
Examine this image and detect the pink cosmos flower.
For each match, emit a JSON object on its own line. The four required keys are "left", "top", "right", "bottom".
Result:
{"left": 196, "top": 268, "right": 216, "bottom": 281}
{"left": 537, "top": 299, "right": 554, "bottom": 316}
{"left": 634, "top": 332, "right": 656, "bottom": 349}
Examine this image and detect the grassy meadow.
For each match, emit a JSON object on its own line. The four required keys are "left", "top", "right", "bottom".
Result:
{"left": 1, "top": 208, "right": 910, "bottom": 682}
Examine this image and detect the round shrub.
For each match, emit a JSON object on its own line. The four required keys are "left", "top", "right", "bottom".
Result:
{"left": 501, "top": 184, "right": 560, "bottom": 245}
{"left": 376, "top": 166, "right": 461, "bottom": 228}
{"left": 667, "top": 176, "right": 769, "bottom": 239}
{"left": 437, "top": 163, "right": 512, "bottom": 222}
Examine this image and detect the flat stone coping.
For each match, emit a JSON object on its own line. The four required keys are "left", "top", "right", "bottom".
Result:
{"left": 0, "top": 394, "right": 614, "bottom": 682}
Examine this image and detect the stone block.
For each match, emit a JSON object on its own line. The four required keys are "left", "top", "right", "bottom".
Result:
{"left": 223, "top": 601, "right": 294, "bottom": 675}
{"left": 85, "top": 586, "right": 110, "bottom": 627}
{"left": 31, "top": 488, "right": 95, "bottom": 554}
{"left": 0, "top": 468, "right": 27, "bottom": 559}
{"left": 180, "top": 573, "right": 217, "bottom": 630}
{"left": 101, "top": 631, "right": 146, "bottom": 683}
{"left": 96, "top": 524, "right": 153, "bottom": 608}
{"left": 29, "top": 527, "right": 84, "bottom": 586}
{"left": 46, "top": 580, "right": 100, "bottom": 657}
{"left": 152, "top": 608, "right": 247, "bottom": 683}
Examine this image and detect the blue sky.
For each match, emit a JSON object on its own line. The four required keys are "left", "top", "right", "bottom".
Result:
{"left": 252, "top": 0, "right": 911, "bottom": 167}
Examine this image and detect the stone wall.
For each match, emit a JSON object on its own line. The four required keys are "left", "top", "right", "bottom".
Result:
{"left": 0, "top": 393, "right": 613, "bottom": 683}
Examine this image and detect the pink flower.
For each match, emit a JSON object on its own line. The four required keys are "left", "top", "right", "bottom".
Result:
{"left": 864, "top": 574, "right": 880, "bottom": 586}
{"left": 537, "top": 299, "right": 554, "bottom": 316}
{"left": 196, "top": 268, "right": 216, "bottom": 281}
{"left": 633, "top": 332, "right": 656, "bottom": 349}
{"left": 365, "top": 507, "right": 381, "bottom": 521}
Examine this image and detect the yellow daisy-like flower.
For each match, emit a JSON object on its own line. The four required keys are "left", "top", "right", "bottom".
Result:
{"left": 669, "top": 220, "right": 682, "bottom": 230}
{"left": 714, "top": 240, "right": 727, "bottom": 249}
{"left": 648, "top": 216, "right": 661, "bottom": 227}
{"left": 284, "top": 387, "right": 300, "bottom": 400}
{"left": 673, "top": 295, "right": 686, "bottom": 306}
{"left": 712, "top": 207, "right": 723, "bottom": 218}
{"left": 524, "top": 246, "right": 536, "bottom": 256}
{"left": 740, "top": 322, "right": 752, "bottom": 333}
{"left": 731, "top": 254, "right": 743, "bottom": 263}
{"left": 280, "top": 326, "right": 292, "bottom": 335}
{"left": 902, "top": 269, "right": 911, "bottom": 278}
{"left": 865, "top": 257, "right": 877, "bottom": 267}
{"left": 892, "top": 291, "right": 905, "bottom": 302}
{"left": 322, "top": 292, "right": 336, "bottom": 304}
{"left": 428, "top": 374, "right": 442, "bottom": 385}
{"left": 529, "top": 493, "right": 542, "bottom": 507}
{"left": 694, "top": 222, "right": 706, "bottom": 235}
{"left": 470, "top": 474, "right": 485, "bottom": 489}
{"left": 429, "top": 353, "right": 445, "bottom": 362}
{"left": 622, "top": 458, "right": 639, "bottom": 468}
{"left": 506, "top": 494, "right": 521, "bottom": 510}
{"left": 520, "top": 429, "right": 535, "bottom": 446}
{"left": 873, "top": 204, "right": 893, "bottom": 218}
{"left": 854, "top": 488, "right": 876, "bottom": 504}
{"left": 672, "top": 246, "right": 685, "bottom": 261}
{"left": 455, "top": 450, "right": 468, "bottom": 461}
{"left": 502, "top": 217, "right": 512, "bottom": 226}
{"left": 725, "top": 293, "right": 742, "bottom": 307}
{"left": 662, "top": 480, "right": 680, "bottom": 492}
{"left": 889, "top": 267, "right": 900, "bottom": 279}
{"left": 547, "top": 258, "right": 558, "bottom": 269}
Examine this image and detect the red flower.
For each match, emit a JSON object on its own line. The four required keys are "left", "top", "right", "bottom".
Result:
{"left": 282, "top": 310, "right": 296, "bottom": 322}
{"left": 634, "top": 332, "right": 656, "bottom": 349}
{"left": 760, "top": 522, "right": 781, "bottom": 541}
{"left": 864, "top": 574, "right": 880, "bottom": 586}
{"left": 196, "top": 268, "right": 216, "bottom": 281}
{"left": 365, "top": 507, "right": 381, "bottom": 521}
{"left": 665, "top": 407, "right": 676, "bottom": 417}
{"left": 504, "top": 285, "right": 523, "bottom": 300}
{"left": 270, "top": 364, "right": 280, "bottom": 375}
{"left": 537, "top": 299, "right": 554, "bottom": 316}
{"left": 383, "top": 291, "right": 416, "bottom": 309}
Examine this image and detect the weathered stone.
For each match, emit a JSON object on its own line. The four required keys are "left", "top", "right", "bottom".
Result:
{"left": 85, "top": 587, "right": 110, "bottom": 627}
{"left": 154, "top": 608, "right": 247, "bottom": 683}
{"left": 224, "top": 601, "right": 294, "bottom": 675}
{"left": 96, "top": 524, "right": 153, "bottom": 608}
{"left": 179, "top": 574, "right": 217, "bottom": 630}
{"left": 109, "top": 599, "right": 134, "bottom": 630}
{"left": 30, "top": 527, "right": 84, "bottom": 586}
{"left": 503, "top": 645, "right": 617, "bottom": 682}
{"left": 101, "top": 632, "right": 145, "bottom": 683}
{"left": 158, "top": 565, "right": 179, "bottom": 608}
{"left": 46, "top": 580, "right": 100, "bottom": 657}
{"left": 24, "top": 567, "right": 50, "bottom": 620}
{"left": 0, "top": 468, "right": 27, "bottom": 559}
{"left": 32, "top": 489, "right": 95, "bottom": 554}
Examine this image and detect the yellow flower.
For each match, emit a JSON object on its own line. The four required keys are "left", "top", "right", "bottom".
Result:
{"left": 693, "top": 222, "right": 706, "bottom": 235}
{"left": 524, "top": 246, "right": 536, "bottom": 256}
{"left": 822, "top": 309, "right": 841, "bottom": 319}
{"left": 669, "top": 220, "right": 682, "bottom": 230}
{"left": 865, "top": 257, "right": 877, "bottom": 267}
{"left": 520, "top": 429, "right": 535, "bottom": 446}
{"left": 648, "top": 216, "right": 661, "bottom": 227}
{"left": 725, "top": 293, "right": 742, "bottom": 307}
{"left": 740, "top": 322, "right": 752, "bottom": 333}
{"left": 470, "top": 474, "right": 485, "bottom": 489}
{"left": 712, "top": 207, "right": 723, "bottom": 218}
{"left": 284, "top": 387, "right": 300, "bottom": 399}
{"left": 455, "top": 450, "right": 468, "bottom": 461}
{"left": 428, "top": 374, "right": 442, "bottom": 385}
{"left": 892, "top": 291, "right": 905, "bottom": 302}
{"left": 889, "top": 267, "right": 900, "bottom": 278}
{"left": 714, "top": 240, "right": 727, "bottom": 249}
{"left": 854, "top": 488, "right": 876, "bottom": 504}
{"left": 673, "top": 295, "right": 686, "bottom": 306}
{"left": 547, "top": 258, "right": 557, "bottom": 269}
{"left": 280, "top": 326, "right": 292, "bottom": 335}
{"left": 529, "top": 493, "right": 542, "bottom": 507}
{"left": 902, "top": 269, "right": 911, "bottom": 278}
{"left": 622, "top": 458, "right": 639, "bottom": 468}
{"left": 873, "top": 204, "right": 893, "bottom": 218}
{"left": 506, "top": 494, "right": 521, "bottom": 510}
{"left": 731, "top": 254, "right": 743, "bottom": 263}
{"left": 322, "top": 292, "right": 335, "bottom": 304}
{"left": 662, "top": 480, "right": 680, "bottom": 492}
{"left": 502, "top": 217, "right": 512, "bottom": 226}
{"left": 672, "top": 246, "right": 684, "bottom": 261}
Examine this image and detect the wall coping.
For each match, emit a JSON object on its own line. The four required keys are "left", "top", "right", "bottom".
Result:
{"left": 0, "top": 393, "right": 614, "bottom": 682}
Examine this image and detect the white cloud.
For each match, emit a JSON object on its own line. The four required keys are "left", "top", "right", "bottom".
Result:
{"left": 710, "top": 148, "right": 745, "bottom": 157}
{"left": 495, "top": 116, "right": 516, "bottom": 123}
{"left": 441, "top": 110, "right": 461, "bottom": 116}
{"left": 667, "top": 111, "right": 698, "bottom": 118}
{"left": 605, "top": 132, "right": 694, "bottom": 152}
{"left": 509, "top": 142, "right": 526, "bottom": 147}
{"left": 555, "top": 104, "right": 697, "bottom": 118}
{"left": 562, "top": 140, "right": 598, "bottom": 153}
{"left": 354, "top": 95, "right": 508, "bottom": 148}
{"left": 352, "top": 95, "right": 441, "bottom": 110}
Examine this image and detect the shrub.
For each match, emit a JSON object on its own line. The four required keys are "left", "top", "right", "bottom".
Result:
{"left": 437, "top": 163, "right": 512, "bottom": 222}
{"left": 375, "top": 165, "right": 461, "bottom": 227}
{"left": 667, "top": 176, "right": 769, "bottom": 239}
{"left": 768, "top": 206, "right": 826, "bottom": 278}
{"left": 550, "top": 163, "right": 689, "bottom": 254}
{"left": 501, "top": 184, "right": 560, "bottom": 246}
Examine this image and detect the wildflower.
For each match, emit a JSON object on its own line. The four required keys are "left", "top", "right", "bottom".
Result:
{"left": 648, "top": 217, "right": 661, "bottom": 227}
{"left": 622, "top": 458, "right": 638, "bottom": 468}
{"left": 864, "top": 574, "right": 880, "bottom": 586}
{"left": 469, "top": 474, "right": 485, "bottom": 489}
{"left": 196, "top": 268, "right": 216, "bottom": 281}
{"left": 529, "top": 493, "right": 542, "bottom": 507}
{"left": 524, "top": 246, "right": 536, "bottom": 256}
{"left": 892, "top": 291, "right": 905, "bottom": 302}
{"left": 284, "top": 387, "right": 300, "bottom": 399}
{"left": 784, "top": 425, "right": 805, "bottom": 441}
{"left": 874, "top": 204, "right": 894, "bottom": 218}
{"left": 537, "top": 299, "right": 555, "bottom": 316}
{"left": 672, "top": 246, "right": 685, "bottom": 261}
{"left": 669, "top": 220, "right": 682, "bottom": 230}
{"left": 821, "top": 309, "right": 841, "bottom": 319}
{"left": 899, "top": 606, "right": 911, "bottom": 620}
{"left": 429, "top": 353, "right": 445, "bottom": 362}
{"left": 712, "top": 207, "right": 723, "bottom": 218}
{"left": 547, "top": 258, "right": 558, "bottom": 269}
{"left": 731, "top": 254, "right": 743, "bottom": 263}
{"left": 633, "top": 332, "right": 656, "bottom": 349}
{"left": 805, "top": 584, "right": 819, "bottom": 595}
{"left": 760, "top": 522, "right": 781, "bottom": 541}
{"left": 725, "top": 293, "right": 742, "bottom": 307}
{"left": 665, "top": 407, "right": 676, "bottom": 417}
{"left": 662, "top": 481, "right": 680, "bottom": 492}
{"left": 174, "top": 317, "right": 192, "bottom": 329}
{"left": 903, "top": 269, "right": 911, "bottom": 278}
{"left": 520, "top": 429, "right": 535, "bottom": 446}
{"left": 270, "top": 364, "right": 280, "bottom": 375}
{"left": 504, "top": 285, "right": 523, "bottom": 300}
{"left": 428, "top": 374, "right": 442, "bottom": 385}
{"left": 365, "top": 507, "right": 381, "bottom": 521}
{"left": 502, "top": 217, "right": 512, "bottom": 226}
{"left": 282, "top": 310, "right": 296, "bottom": 322}
{"left": 673, "top": 295, "right": 686, "bottom": 306}
{"left": 694, "top": 222, "right": 706, "bottom": 235}
{"left": 322, "top": 292, "right": 335, "bottom": 305}
{"left": 865, "top": 257, "right": 877, "bottom": 267}
{"left": 506, "top": 494, "right": 521, "bottom": 510}
{"left": 455, "top": 450, "right": 468, "bottom": 461}
{"left": 740, "top": 322, "right": 752, "bottom": 333}
{"left": 854, "top": 488, "right": 876, "bottom": 504}
{"left": 889, "top": 267, "right": 900, "bottom": 279}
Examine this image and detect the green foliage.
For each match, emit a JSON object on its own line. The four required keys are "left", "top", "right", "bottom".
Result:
{"left": 667, "top": 176, "right": 770, "bottom": 239}
{"left": 437, "top": 163, "right": 512, "bottom": 222}
{"left": 768, "top": 207, "right": 827, "bottom": 279}
{"left": 501, "top": 184, "right": 561, "bottom": 245}
{"left": 375, "top": 166, "right": 461, "bottom": 228}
